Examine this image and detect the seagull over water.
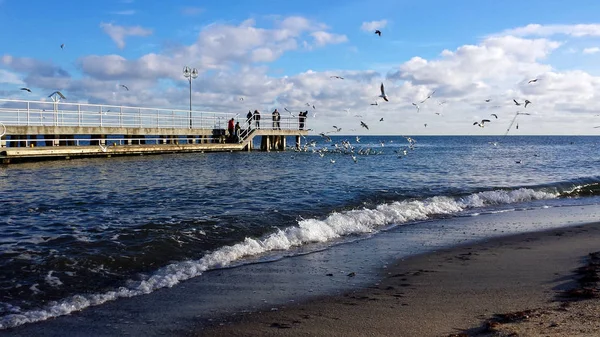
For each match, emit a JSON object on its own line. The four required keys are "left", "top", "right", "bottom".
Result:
{"left": 360, "top": 121, "right": 369, "bottom": 130}
{"left": 473, "top": 119, "right": 491, "bottom": 127}
{"left": 379, "top": 83, "right": 388, "bottom": 101}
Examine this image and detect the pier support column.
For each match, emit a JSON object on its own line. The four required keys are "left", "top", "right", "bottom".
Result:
{"left": 281, "top": 136, "right": 286, "bottom": 150}
{"left": 295, "top": 135, "right": 301, "bottom": 150}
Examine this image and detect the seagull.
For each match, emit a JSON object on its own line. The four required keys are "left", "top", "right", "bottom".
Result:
{"left": 60, "top": 43, "right": 65, "bottom": 50}
{"left": 412, "top": 102, "right": 420, "bottom": 113}
{"left": 312, "top": 105, "right": 316, "bottom": 110}
{"left": 99, "top": 144, "right": 108, "bottom": 152}
{"left": 330, "top": 76, "right": 344, "bottom": 79}
{"left": 379, "top": 83, "right": 388, "bottom": 102}
{"left": 332, "top": 126, "right": 342, "bottom": 132}
{"left": 319, "top": 133, "right": 332, "bottom": 142}
{"left": 360, "top": 121, "right": 369, "bottom": 130}
{"left": 370, "top": 101, "right": 378, "bottom": 106}
{"left": 330, "top": 159, "right": 336, "bottom": 164}
{"left": 356, "top": 136, "right": 361, "bottom": 142}
{"left": 120, "top": 84, "right": 129, "bottom": 91}
{"left": 20, "top": 87, "right": 32, "bottom": 93}
{"left": 491, "top": 114, "right": 498, "bottom": 119}
{"left": 485, "top": 99, "right": 491, "bottom": 102}
{"left": 375, "top": 30, "right": 381, "bottom": 36}
{"left": 513, "top": 99, "right": 521, "bottom": 106}
{"left": 528, "top": 79, "right": 539, "bottom": 84}
{"left": 239, "top": 97, "right": 244, "bottom": 101}
{"left": 524, "top": 99, "right": 532, "bottom": 108}
{"left": 420, "top": 90, "right": 436, "bottom": 103}
{"left": 424, "top": 123, "right": 428, "bottom": 127}
{"left": 379, "top": 118, "right": 384, "bottom": 122}
{"left": 473, "top": 119, "right": 491, "bottom": 127}
{"left": 48, "top": 91, "right": 66, "bottom": 99}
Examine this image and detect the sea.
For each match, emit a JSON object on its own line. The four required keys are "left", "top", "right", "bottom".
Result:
{"left": 1, "top": 135, "right": 600, "bottom": 333}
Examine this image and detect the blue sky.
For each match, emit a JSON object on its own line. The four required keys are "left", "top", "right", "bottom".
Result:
{"left": 2, "top": 0, "right": 600, "bottom": 134}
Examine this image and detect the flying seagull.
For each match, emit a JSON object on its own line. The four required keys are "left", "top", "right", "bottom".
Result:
{"left": 513, "top": 99, "right": 521, "bottom": 106}
{"left": 332, "top": 126, "right": 342, "bottom": 132}
{"left": 379, "top": 118, "right": 384, "bottom": 122}
{"left": 473, "top": 119, "right": 491, "bottom": 127}
{"left": 239, "top": 97, "right": 244, "bottom": 101}
{"left": 491, "top": 113, "right": 498, "bottom": 119}
{"left": 524, "top": 99, "right": 532, "bottom": 108}
{"left": 370, "top": 101, "right": 378, "bottom": 106}
{"left": 60, "top": 43, "right": 65, "bottom": 50}
{"left": 120, "top": 84, "right": 129, "bottom": 91}
{"left": 20, "top": 87, "right": 32, "bottom": 93}
{"left": 379, "top": 83, "right": 388, "bottom": 101}
{"left": 485, "top": 99, "right": 491, "bottom": 102}
{"left": 528, "top": 79, "right": 539, "bottom": 84}
{"left": 360, "top": 121, "right": 369, "bottom": 130}
{"left": 420, "top": 90, "right": 436, "bottom": 104}
{"left": 48, "top": 91, "right": 66, "bottom": 99}
{"left": 375, "top": 30, "right": 381, "bottom": 36}
{"left": 412, "top": 102, "right": 420, "bottom": 113}
{"left": 330, "top": 76, "right": 344, "bottom": 79}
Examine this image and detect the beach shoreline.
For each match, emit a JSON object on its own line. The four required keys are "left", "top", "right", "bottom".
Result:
{"left": 194, "top": 222, "right": 600, "bottom": 337}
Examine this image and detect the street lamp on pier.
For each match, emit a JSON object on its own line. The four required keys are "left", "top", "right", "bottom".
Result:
{"left": 183, "top": 66, "right": 198, "bottom": 128}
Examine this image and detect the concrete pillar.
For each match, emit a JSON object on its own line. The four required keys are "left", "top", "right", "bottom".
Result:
{"left": 296, "top": 135, "right": 301, "bottom": 150}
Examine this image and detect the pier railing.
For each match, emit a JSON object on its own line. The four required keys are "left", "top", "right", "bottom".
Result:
{"left": 0, "top": 99, "right": 307, "bottom": 131}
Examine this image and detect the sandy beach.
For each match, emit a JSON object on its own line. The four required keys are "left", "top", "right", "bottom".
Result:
{"left": 195, "top": 222, "right": 600, "bottom": 337}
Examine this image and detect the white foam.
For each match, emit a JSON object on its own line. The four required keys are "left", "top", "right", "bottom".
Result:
{"left": 0, "top": 187, "right": 559, "bottom": 330}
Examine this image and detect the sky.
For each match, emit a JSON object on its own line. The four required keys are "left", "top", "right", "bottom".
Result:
{"left": 2, "top": 0, "right": 600, "bottom": 135}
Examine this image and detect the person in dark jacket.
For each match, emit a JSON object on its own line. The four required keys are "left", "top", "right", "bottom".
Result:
{"left": 253, "top": 110, "right": 261, "bottom": 129}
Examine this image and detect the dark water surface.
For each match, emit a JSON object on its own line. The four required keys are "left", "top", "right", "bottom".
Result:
{"left": 1, "top": 135, "right": 600, "bottom": 329}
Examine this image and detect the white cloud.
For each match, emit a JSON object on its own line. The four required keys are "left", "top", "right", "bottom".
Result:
{"left": 0, "top": 69, "right": 24, "bottom": 85}
{"left": 5, "top": 20, "right": 600, "bottom": 135}
{"left": 111, "top": 10, "right": 136, "bottom": 15}
{"left": 100, "top": 22, "right": 153, "bottom": 49}
{"left": 310, "top": 31, "right": 348, "bottom": 46}
{"left": 498, "top": 23, "right": 600, "bottom": 37}
{"left": 361, "top": 20, "right": 387, "bottom": 33}
{"left": 583, "top": 47, "right": 600, "bottom": 54}
{"left": 181, "top": 7, "right": 203, "bottom": 16}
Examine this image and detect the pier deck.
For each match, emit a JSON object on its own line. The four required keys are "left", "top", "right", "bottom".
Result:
{"left": 0, "top": 99, "right": 308, "bottom": 163}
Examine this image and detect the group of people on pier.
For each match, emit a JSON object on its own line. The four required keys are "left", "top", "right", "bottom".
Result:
{"left": 225, "top": 109, "right": 308, "bottom": 143}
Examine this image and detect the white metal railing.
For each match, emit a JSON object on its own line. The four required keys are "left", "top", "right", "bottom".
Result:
{"left": 0, "top": 99, "right": 308, "bottom": 131}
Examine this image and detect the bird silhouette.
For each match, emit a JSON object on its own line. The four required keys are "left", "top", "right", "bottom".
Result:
{"left": 120, "top": 84, "right": 129, "bottom": 91}
{"left": 360, "top": 121, "right": 369, "bottom": 130}
{"left": 379, "top": 83, "right": 388, "bottom": 101}
{"left": 20, "top": 87, "right": 32, "bottom": 93}
{"left": 60, "top": 43, "right": 65, "bottom": 50}
{"left": 513, "top": 99, "right": 521, "bottom": 106}
{"left": 374, "top": 30, "right": 381, "bottom": 36}
{"left": 524, "top": 99, "right": 532, "bottom": 108}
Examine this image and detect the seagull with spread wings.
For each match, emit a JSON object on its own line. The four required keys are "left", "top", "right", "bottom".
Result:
{"left": 379, "top": 83, "right": 388, "bottom": 102}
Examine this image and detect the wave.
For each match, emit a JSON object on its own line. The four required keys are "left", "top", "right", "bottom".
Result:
{"left": 0, "top": 186, "right": 570, "bottom": 329}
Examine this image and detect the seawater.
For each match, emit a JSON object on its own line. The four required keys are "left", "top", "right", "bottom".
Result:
{"left": 1, "top": 135, "right": 600, "bottom": 329}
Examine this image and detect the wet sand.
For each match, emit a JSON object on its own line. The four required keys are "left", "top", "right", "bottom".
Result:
{"left": 195, "top": 222, "right": 600, "bottom": 337}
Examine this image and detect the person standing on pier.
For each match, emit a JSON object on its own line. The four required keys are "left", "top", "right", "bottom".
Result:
{"left": 253, "top": 110, "right": 261, "bottom": 129}
{"left": 299, "top": 110, "right": 307, "bottom": 130}
{"left": 235, "top": 122, "right": 241, "bottom": 142}
{"left": 227, "top": 118, "right": 235, "bottom": 142}
{"left": 272, "top": 109, "right": 280, "bottom": 130}
{"left": 246, "top": 110, "right": 253, "bottom": 133}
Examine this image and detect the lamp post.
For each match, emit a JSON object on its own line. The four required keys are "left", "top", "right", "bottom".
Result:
{"left": 183, "top": 66, "right": 198, "bottom": 128}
